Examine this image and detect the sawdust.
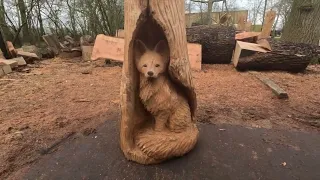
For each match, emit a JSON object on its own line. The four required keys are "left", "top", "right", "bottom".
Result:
{"left": 0, "top": 59, "right": 319, "bottom": 179}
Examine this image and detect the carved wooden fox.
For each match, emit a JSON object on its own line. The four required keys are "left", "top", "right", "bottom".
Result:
{"left": 133, "top": 39, "right": 199, "bottom": 163}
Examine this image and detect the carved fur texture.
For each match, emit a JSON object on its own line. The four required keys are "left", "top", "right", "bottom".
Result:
{"left": 133, "top": 40, "right": 199, "bottom": 163}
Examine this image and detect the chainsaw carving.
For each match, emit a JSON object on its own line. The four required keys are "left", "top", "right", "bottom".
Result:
{"left": 120, "top": 0, "right": 198, "bottom": 164}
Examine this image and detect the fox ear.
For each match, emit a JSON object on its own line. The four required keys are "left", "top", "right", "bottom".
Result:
{"left": 135, "top": 40, "right": 148, "bottom": 59}
{"left": 154, "top": 40, "right": 168, "bottom": 56}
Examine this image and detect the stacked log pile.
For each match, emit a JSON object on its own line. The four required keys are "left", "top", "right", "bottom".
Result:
{"left": 43, "top": 34, "right": 95, "bottom": 60}
{"left": 186, "top": 25, "right": 236, "bottom": 64}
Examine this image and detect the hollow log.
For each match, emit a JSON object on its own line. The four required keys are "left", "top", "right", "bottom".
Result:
{"left": 186, "top": 25, "right": 236, "bottom": 64}
{"left": 120, "top": 0, "right": 198, "bottom": 165}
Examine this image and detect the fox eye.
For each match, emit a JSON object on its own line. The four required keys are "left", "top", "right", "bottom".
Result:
{"left": 155, "top": 64, "right": 160, "bottom": 67}
{"left": 143, "top": 64, "right": 147, "bottom": 67}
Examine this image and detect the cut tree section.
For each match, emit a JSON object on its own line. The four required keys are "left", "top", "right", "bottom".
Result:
{"left": 120, "top": 0, "right": 198, "bottom": 165}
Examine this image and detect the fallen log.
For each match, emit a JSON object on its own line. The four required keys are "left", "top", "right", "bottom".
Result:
{"left": 186, "top": 25, "right": 236, "bottom": 64}
{"left": 237, "top": 52, "right": 309, "bottom": 72}
{"left": 234, "top": 40, "right": 316, "bottom": 72}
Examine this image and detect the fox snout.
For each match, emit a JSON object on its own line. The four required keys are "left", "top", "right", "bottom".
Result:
{"left": 147, "top": 71, "right": 154, "bottom": 77}
{"left": 145, "top": 70, "right": 157, "bottom": 78}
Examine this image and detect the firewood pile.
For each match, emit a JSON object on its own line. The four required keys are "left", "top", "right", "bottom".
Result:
{"left": 43, "top": 34, "right": 95, "bottom": 60}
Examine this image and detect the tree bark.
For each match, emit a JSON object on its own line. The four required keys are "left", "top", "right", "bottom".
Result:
{"left": 186, "top": 25, "right": 236, "bottom": 64}
{"left": 281, "top": 0, "right": 320, "bottom": 45}
{"left": 17, "top": 0, "right": 30, "bottom": 44}
{"left": 236, "top": 52, "right": 310, "bottom": 72}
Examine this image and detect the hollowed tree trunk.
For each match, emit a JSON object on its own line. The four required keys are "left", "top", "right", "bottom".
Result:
{"left": 120, "top": 0, "right": 197, "bottom": 164}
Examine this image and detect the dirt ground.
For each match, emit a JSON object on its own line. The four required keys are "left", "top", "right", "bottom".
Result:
{"left": 0, "top": 58, "right": 319, "bottom": 179}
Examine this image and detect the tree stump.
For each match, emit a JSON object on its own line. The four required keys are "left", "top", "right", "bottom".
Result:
{"left": 120, "top": 0, "right": 198, "bottom": 164}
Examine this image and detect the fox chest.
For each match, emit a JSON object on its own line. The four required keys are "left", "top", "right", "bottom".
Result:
{"left": 139, "top": 81, "right": 178, "bottom": 113}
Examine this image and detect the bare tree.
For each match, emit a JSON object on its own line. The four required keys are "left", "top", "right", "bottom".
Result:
{"left": 191, "top": 0, "right": 229, "bottom": 25}
{"left": 248, "top": 0, "right": 264, "bottom": 28}
{"left": 0, "top": 0, "right": 123, "bottom": 45}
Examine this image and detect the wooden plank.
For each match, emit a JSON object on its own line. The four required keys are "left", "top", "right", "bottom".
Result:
{"left": 257, "top": 39, "right": 272, "bottom": 51}
{"left": 1, "top": 64, "right": 12, "bottom": 74}
{"left": 116, "top": 29, "right": 125, "bottom": 38}
{"left": 11, "top": 57, "right": 27, "bottom": 66}
{"left": 232, "top": 41, "right": 269, "bottom": 67}
{"left": 238, "top": 41, "right": 269, "bottom": 52}
{"left": 259, "top": 11, "right": 276, "bottom": 40}
{"left": 252, "top": 72, "right": 288, "bottom": 99}
{"left": 0, "top": 59, "right": 18, "bottom": 68}
{"left": 91, "top": 34, "right": 202, "bottom": 70}
{"left": 232, "top": 42, "right": 242, "bottom": 67}
{"left": 17, "top": 51, "right": 40, "bottom": 60}
{"left": 236, "top": 32, "right": 261, "bottom": 40}
{"left": 82, "top": 46, "right": 94, "bottom": 61}
{"left": 187, "top": 43, "right": 202, "bottom": 71}
{"left": 91, "top": 35, "right": 125, "bottom": 62}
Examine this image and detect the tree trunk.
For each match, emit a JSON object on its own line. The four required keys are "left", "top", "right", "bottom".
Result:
{"left": 66, "top": 0, "right": 77, "bottom": 37}
{"left": 17, "top": 0, "right": 30, "bottom": 44}
{"left": 0, "top": 0, "right": 13, "bottom": 40}
{"left": 207, "top": 0, "right": 214, "bottom": 25}
{"left": 281, "top": 0, "right": 320, "bottom": 45}
{"left": 37, "top": 0, "right": 45, "bottom": 36}
{"left": 186, "top": 25, "right": 236, "bottom": 64}
{"left": 0, "top": 28, "right": 11, "bottom": 59}
{"left": 121, "top": 0, "right": 198, "bottom": 165}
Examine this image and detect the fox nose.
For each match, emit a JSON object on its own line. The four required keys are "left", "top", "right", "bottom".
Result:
{"left": 147, "top": 71, "right": 154, "bottom": 76}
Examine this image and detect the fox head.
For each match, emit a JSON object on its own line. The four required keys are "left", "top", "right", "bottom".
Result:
{"left": 134, "top": 40, "right": 169, "bottom": 79}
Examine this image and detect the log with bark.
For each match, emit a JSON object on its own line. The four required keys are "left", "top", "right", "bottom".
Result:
{"left": 236, "top": 39, "right": 318, "bottom": 72}
{"left": 186, "top": 25, "right": 236, "bottom": 64}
